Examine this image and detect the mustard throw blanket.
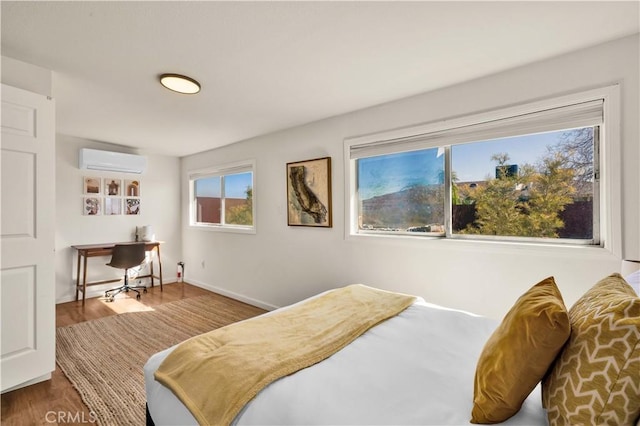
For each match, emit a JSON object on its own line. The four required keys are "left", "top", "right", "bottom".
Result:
{"left": 154, "top": 284, "right": 416, "bottom": 425}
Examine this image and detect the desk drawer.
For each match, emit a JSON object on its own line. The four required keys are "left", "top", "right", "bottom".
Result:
{"left": 85, "top": 248, "right": 113, "bottom": 257}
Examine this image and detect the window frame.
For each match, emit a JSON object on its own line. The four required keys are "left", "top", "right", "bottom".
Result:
{"left": 188, "top": 159, "right": 256, "bottom": 234}
{"left": 344, "top": 85, "right": 621, "bottom": 256}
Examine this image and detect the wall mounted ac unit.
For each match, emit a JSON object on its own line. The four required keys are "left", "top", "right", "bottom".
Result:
{"left": 79, "top": 148, "right": 147, "bottom": 174}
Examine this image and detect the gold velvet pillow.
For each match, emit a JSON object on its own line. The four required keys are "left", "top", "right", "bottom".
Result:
{"left": 471, "top": 277, "right": 570, "bottom": 424}
{"left": 542, "top": 273, "right": 640, "bottom": 425}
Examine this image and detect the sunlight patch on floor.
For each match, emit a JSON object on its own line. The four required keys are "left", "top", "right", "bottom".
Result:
{"left": 98, "top": 295, "right": 155, "bottom": 314}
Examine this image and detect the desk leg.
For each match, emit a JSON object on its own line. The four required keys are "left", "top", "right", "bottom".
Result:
{"left": 81, "top": 253, "right": 88, "bottom": 306}
{"left": 149, "top": 255, "right": 155, "bottom": 288}
{"left": 157, "top": 245, "right": 163, "bottom": 291}
{"left": 75, "top": 250, "right": 82, "bottom": 302}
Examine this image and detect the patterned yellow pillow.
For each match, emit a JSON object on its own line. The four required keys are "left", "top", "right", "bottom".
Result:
{"left": 471, "top": 277, "right": 570, "bottom": 424}
{"left": 542, "top": 273, "right": 640, "bottom": 425}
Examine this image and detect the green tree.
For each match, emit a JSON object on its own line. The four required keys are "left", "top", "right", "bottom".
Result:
{"left": 463, "top": 154, "right": 527, "bottom": 236}
{"left": 225, "top": 187, "right": 253, "bottom": 226}
{"left": 451, "top": 171, "right": 470, "bottom": 205}
{"left": 522, "top": 153, "right": 575, "bottom": 237}
{"left": 461, "top": 152, "right": 575, "bottom": 238}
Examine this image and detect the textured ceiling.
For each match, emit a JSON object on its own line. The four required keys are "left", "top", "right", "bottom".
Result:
{"left": 2, "top": 1, "right": 638, "bottom": 157}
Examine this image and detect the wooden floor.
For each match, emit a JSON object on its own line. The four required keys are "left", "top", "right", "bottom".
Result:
{"left": 0, "top": 282, "right": 265, "bottom": 426}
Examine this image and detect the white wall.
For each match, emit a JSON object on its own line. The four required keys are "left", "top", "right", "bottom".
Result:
{"left": 1, "top": 56, "right": 52, "bottom": 97}
{"left": 2, "top": 56, "right": 184, "bottom": 303}
{"left": 55, "top": 135, "right": 182, "bottom": 302}
{"left": 181, "top": 35, "right": 639, "bottom": 319}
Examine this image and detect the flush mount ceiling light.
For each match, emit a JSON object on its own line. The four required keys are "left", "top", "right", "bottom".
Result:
{"left": 159, "top": 73, "right": 201, "bottom": 94}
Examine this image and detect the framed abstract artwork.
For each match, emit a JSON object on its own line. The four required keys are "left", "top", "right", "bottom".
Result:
{"left": 286, "top": 157, "right": 332, "bottom": 227}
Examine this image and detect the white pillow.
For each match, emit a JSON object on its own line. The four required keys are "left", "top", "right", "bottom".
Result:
{"left": 624, "top": 270, "right": 640, "bottom": 295}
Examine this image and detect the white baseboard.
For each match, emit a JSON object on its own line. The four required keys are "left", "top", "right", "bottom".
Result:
{"left": 186, "top": 278, "right": 278, "bottom": 311}
{"left": 55, "top": 278, "right": 276, "bottom": 312}
{"left": 2, "top": 372, "right": 51, "bottom": 394}
{"left": 56, "top": 278, "right": 179, "bottom": 304}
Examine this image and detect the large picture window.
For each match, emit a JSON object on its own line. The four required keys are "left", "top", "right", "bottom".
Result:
{"left": 189, "top": 161, "right": 255, "bottom": 232}
{"left": 347, "top": 87, "right": 618, "bottom": 247}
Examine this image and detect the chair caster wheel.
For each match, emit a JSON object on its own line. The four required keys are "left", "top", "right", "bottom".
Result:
{"left": 136, "top": 294, "right": 141, "bottom": 300}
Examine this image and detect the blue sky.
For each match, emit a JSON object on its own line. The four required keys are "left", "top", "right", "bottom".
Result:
{"left": 358, "top": 149, "right": 443, "bottom": 200}
{"left": 358, "top": 129, "right": 571, "bottom": 200}
{"left": 452, "top": 132, "right": 559, "bottom": 183}
{"left": 195, "top": 172, "right": 252, "bottom": 199}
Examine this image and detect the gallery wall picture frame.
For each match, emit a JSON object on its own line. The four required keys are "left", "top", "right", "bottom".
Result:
{"left": 104, "top": 178, "right": 122, "bottom": 196}
{"left": 80, "top": 175, "right": 143, "bottom": 217}
{"left": 124, "top": 179, "right": 141, "bottom": 197}
{"left": 83, "top": 197, "right": 102, "bottom": 215}
{"left": 286, "top": 156, "right": 332, "bottom": 227}
{"left": 83, "top": 176, "right": 102, "bottom": 195}
{"left": 104, "top": 197, "right": 122, "bottom": 215}
{"left": 125, "top": 198, "right": 140, "bottom": 215}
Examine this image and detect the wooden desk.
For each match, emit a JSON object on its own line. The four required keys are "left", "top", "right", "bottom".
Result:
{"left": 72, "top": 241, "right": 164, "bottom": 305}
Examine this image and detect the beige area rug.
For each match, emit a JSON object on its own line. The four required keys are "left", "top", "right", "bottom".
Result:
{"left": 56, "top": 294, "right": 265, "bottom": 426}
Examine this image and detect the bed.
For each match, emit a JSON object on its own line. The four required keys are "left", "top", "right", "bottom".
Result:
{"left": 144, "top": 275, "right": 640, "bottom": 425}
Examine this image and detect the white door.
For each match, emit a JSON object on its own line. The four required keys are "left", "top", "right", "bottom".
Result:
{"left": 1, "top": 84, "right": 56, "bottom": 392}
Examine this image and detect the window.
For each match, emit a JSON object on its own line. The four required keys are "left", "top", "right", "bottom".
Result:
{"left": 189, "top": 161, "right": 255, "bottom": 232}
{"left": 450, "top": 128, "right": 597, "bottom": 241}
{"left": 357, "top": 148, "right": 445, "bottom": 234}
{"left": 347, "top": 87, "right": 619, "bottom": 248}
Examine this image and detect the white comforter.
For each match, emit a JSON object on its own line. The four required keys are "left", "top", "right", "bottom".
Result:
{"left": 144, "top": 298, "right": 548, "bottom": 425}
